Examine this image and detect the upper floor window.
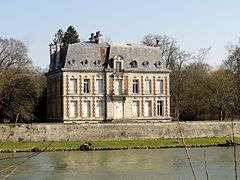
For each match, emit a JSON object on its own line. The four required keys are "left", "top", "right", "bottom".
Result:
{"left": 133, "top": 79, "right": 139, "bottom": 94}
{"left": 96, "top": 79, "right": 103, "bottom": 94}
{"left": 69, "top": 79, "right": 77, "bottom": 94}
{"left": 83, "top": 79, "right": 90, "bottom": 93}
{"left": 114, "top": 79, "right": 122, "bottom": 95}
{"left": 156, "top": 80, "right": 163, "bottom": 94}
{"left": 145, "top": 80, "right": 152, "bottom": 94}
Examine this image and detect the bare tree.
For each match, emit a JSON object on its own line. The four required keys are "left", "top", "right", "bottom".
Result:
{"left": 0, "top": 38, "right": 31, "bottom": 70}
{"left": 142, "top": 34, "right": 178, "bottom": 69}
{"left": 208, "top": 68, "right": 238, "bottom": 120}
{"left": 224, "top": 40, "right": 240, "bottom": 118}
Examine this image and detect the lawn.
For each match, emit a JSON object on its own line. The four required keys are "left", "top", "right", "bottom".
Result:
{"left": 0, "top": 137, "right": 239, "bottom": 152}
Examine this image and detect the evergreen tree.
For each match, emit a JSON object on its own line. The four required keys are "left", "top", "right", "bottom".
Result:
{"left": 53, "top": 29, "right": 64, "bottom": 44}
{"left": 62, "top": 26, "right": 80, "bottom": 46}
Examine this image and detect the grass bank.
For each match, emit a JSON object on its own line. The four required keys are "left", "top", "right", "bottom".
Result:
{"left": 0, "top": 137, "right": 239, "bottom": 153}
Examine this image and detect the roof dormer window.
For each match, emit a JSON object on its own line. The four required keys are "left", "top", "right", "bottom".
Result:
{"left": 113, "top": 54, "right": 124, "bottom": 72}
{"left": 143, "top": 61, "right": 149, "bottom": 67}
{"left": 94, "top": 60, "right": 101, "bottom": 67}
{"left": 82, "top": 59, "right": 88, "bottom": 66}
{"left": 155, "top": 61, "right": 161, "bottom": 68}
{"left": 68, "top": 59, "right": 76, "bottom": 66}
{"left": 130, "top": 60, "right": 138, "bottom": 68}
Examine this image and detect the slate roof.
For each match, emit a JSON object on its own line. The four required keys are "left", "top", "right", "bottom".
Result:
{"left": 62, "top": 42, "right": 109, "bottom": 71}
{"left": 57, "top": 41, "right": 169, "bottom": 72}
{"left": 107, "top": 42, "right": 168, "bottom": 72}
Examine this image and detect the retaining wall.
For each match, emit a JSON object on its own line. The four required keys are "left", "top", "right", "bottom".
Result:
{"left": 0, "top": 121, "right": 239, "bottom": 142}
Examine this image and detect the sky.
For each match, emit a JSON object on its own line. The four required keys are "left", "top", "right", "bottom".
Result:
{"left": 1, "top": 0, "right": 240, "bottom": 69}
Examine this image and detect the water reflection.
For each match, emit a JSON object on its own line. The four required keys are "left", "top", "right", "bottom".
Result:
{"left": 0, "top": 147, "right": 239, "bottom": 180}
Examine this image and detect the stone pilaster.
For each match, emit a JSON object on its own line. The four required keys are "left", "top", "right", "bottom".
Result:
{"left": 66, "top": 75, "right": 69, "bottom": 95}
{"left": 153, "top": 76, "right": 156, "bottom": 95}
{"left": 165, "top": 97, "right": 168, "bottom": 116}
{"left": 153, "top": 98, "right": 156, "bottom": 117}
{"left": 92, "top": 97, "right": 95, "bottom": 117}
{"left": 79, "top": 75, "right": 82, "bottom": 95}
{"left": 109, "top": 75, "right": 113, "bottom": 95}
{"left": 79, "top": 97, "right": 82, "bottom": 117}
{"left": 141, "top": 97, "right": 144, "bottom": 116}
{"left": 92, "top": 75, "right": 95, "bottom": 95}
{"left": 165, "top": 76, "right": 168, "bottom": 96}
{"left": 124, "top": 76, "right": 128, "bottom": 94}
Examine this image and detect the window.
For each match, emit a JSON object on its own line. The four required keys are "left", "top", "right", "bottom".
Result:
{"left": 69, "top": 100, "right": 78, "bottom": 118}
{"left": 156, "top": 80, "right": 163, "bottom": 94}
{"left": 83, "top": 79, "right": 90, "bottom": 93}
{"left": 69, "top": 79, "right": 77, "bottom": 94}
{"left": 68, "top": 59, "right": 76, "bottom": 65}
{"left": 142, "top": 61, "right": 149, "bottom": 67}
{"left": 114, "top": 79, "right": 122, "bottom": 95}
{"left": 130, "top": 61, "right": 138, "bottom": 68}
{"left": 96, "top": 101, "right": 103, "bottom": 117}
{"left": 82, "top": 100, "right": 91, "bottom": 117}
{"left": 155, "top": 61, "right": 161, "bottom": 68}
{"left": 133, "top": 79, "right": 139, "bottom": 94}
{"left": 132, "top": 101, "right": 140, "bottom": 117}
{"left": 145, "top": 80, "right": 152, "bottom": 94}
{"left": 94, "top": 60, "right": 101, "bottom": 67}
{"left": 157, "top": 100, "right": 163, "bottom": 116}
{"left": 144, "top": 101, "right": 152, "bottom": 117}
{"left": 116, "top": 62, "right": 122, "bottom": 71}
{"left": 82, "top": 59, "right": 88, "bottom": 66}
{"left": 96, "top": 79, "right": 103, "bottom": 94}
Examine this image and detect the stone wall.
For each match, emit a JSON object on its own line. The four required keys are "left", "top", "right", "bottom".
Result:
{"left": 0, "top": 121, "right": 239, "bottom": 142}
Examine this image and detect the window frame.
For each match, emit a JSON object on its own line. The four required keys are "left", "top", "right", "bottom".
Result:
{"left": 157, "top": 100, "right": 164, "bottom": 116}
{"left": 96, "top": 79, "right": 103, "bottom": 94}
{"left": 69, "top": 78, "right": 77, "bottom": 94}
{"left": 83, "top": 79, "right": 90, "bottom": 93}
{"left": 133, "top": 79, "right": 139, "bottom": 94}
{"left": 145, "top": 79, "right": 152, "bottom": 94}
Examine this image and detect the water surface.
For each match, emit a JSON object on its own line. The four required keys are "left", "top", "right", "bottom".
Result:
{"left": 0, "top": 147, "right": 239, "bottom": 180}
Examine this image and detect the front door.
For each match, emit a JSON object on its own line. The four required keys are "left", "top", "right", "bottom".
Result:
{"left": 114, "top": 101, "right": 123, "bottom": 119}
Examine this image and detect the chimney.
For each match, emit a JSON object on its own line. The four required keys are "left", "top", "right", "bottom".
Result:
{"left": 49, "top": 43, "right": 56, "bottom": 71}
{"left": 94, "top": 31, "right": 103, "bottom": 44}
{"left": 49, "top": 42, "right": 61, "bottom": 71}
{"left": 155, "top": 38, "right": 160, "bottom": 47}
{"left": 55, "top": 42, "right": 61, "bottom": 69}
{"left": 89, "top": 33, "right": 94, "bottom": 42}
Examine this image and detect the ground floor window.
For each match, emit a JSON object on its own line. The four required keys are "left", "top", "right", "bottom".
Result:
{"left": 157, "top": 100, "right": 163, "bottom": 116}
{"left": 132, "top": 101, "right": 140, "bottom": 117}
{"left": 95, "top": 101, "right": 103, "bottom": 117}
{"left": 144, "top": 101, "right": 152, "bottom": 117}
{"left": 69, "top": 100, "right": 78, "bottom": 118}
{"left": 82, "top": 100, "right": 91, "bottom": 117}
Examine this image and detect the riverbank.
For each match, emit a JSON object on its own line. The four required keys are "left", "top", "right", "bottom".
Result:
{"left": 0, "top": 137, "right": 239, "bottom": 153}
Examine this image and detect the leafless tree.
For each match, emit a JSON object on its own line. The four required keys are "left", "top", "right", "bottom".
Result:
{"left": 142, "top": 34, "right": 178, "bottom": 69}
{"left": 0, "top": 38, "right": 31, "bottom": 70}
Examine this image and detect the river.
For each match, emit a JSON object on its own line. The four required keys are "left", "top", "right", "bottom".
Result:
{"left": 0, "top": 147, "right": 239, "bottom": 180}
